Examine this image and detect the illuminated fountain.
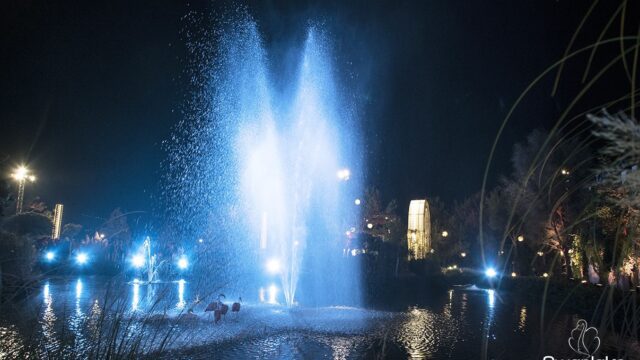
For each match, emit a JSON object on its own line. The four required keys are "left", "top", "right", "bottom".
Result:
{"left": 132, "top": 237, "right": 166, "bottom": 284}
{"left": 166, "top": 12, "right": 362, "bottom": 307}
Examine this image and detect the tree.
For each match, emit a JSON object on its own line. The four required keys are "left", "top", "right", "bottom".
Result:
{"left": 0, "top": 212, "right": 52, "bottom": 295}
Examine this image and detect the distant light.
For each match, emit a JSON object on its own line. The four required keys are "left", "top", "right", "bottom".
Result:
{"left": 354, "top": 198, "right": 361, "bottom": 205}
{"left": 294, "top": 240, "right": 299, "bottom": 246}
{"left": 452, "top": 264, "right": 457, "bottom": 269}
{"left": 441, "top": 230, "right": 449, "bottom": 237}
{"left": 581, "top": 280, "right": 587, "bottom": 284}
{"left": 132, "top": 254, "right": 145, "bottom": 268}
{"left": 351, "top": 249, "right": 358, "bottom": 256}
{"left": 367, "top": 223, "right": 373, "bottom": 229}
{"left": 460, "top": 252, "right": 467, "bottom": 258}
{"left": 485, "top": 267, "right": 497, "bottom": 278}
{"left": 568, "top": 249, "right": 573, "bottom": 254}
{"left": 337, "top": 168, "right": 350, "bottom": 181}
{"left": 511, "top": 272, "right": 517, "bottom": 277}
{"left": 11, "top": 166, "right": 29, "bottom": 181}
{"left": 430, "top": 249, "right": 435, "bottom": 253}
{"left": 537, "top": 251, "right": 544, "bottom": 257}
{"left": 45, "top": 251, "right": 55, "bottom": 261}
{"left": 177, "top": 256, "right": 189, "bottom": 270}
{"left": 266, "top": 258, "right": 281, "bottom": 274}
{"left": 198, "top": 238, "right": 204, "bottom": 243}
{"left": 268, "top": 284, "right": 278, "bottom": 304}
{"left": 517, "top": 235, "right": 524, "bottom": 242}
{"left": 76, "top": 252, "right": 88, "bottom": 265}
{"left": 542, "top": 273, "right": 549, "bottom": 278}
{"left": 561, "top": 168, "right": 570, "bottom": 176}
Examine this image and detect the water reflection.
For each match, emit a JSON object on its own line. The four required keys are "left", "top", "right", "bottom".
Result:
{"left": 0, "top": 278, "right": 582, "bottom": 359}
{"left": 132, "top": 280, "right": 140, "bottom": 311}
{"left": 329, "top": 336, "right": 354, "bottom": 360}
{"left": 519, "top": 306, "right": 527, "bottom": 332}
{"left": 177, "top": 279, "right": 186, "bottom": 310}
{"left": 41, "top": 282, "right": 58, "bottom": 353}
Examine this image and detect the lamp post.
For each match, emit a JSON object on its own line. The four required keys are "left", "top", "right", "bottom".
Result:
{"left": 11, "top": 166, "right": 36, "bottom": 214}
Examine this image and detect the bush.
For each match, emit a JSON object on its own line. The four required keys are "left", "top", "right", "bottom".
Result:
{"left": 0, "top": 213, "right": 52, "bottom": 297}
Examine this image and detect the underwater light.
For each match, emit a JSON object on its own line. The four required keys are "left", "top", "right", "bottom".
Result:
{"left": 485, "top": 267, "right": 497, "bottom": 278}
{"left": 266, "top": 258, "right": 281, "bottom": 274}
{"left": 177, "top": 256, "right": 189, "bottom": 270}
{"left": 76, "top": 252, "right": 88, "bottom": 265}
{"left": 131, "top": 254, "right": 145, "bottom": 268}
{"left": 45, "top": 251, "right": 55, "bottom": 261}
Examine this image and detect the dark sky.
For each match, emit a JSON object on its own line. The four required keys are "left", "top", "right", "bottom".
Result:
{"left": 0, "top": 1, "right": 627, "bottom": 227}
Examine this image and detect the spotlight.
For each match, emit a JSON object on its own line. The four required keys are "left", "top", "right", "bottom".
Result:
{"left": 132, "top": 254, "right": 145, "bottom": 268}
{"left": 485, "top": 267, "right": 497, "bottom": 278}
{"left": 177, "top": 256, "right": 189, "bottom": 270}
{"left": 45, "top": 251, "right": 55, "bottom": 261}
{"left": 76, "top": 252, "right": 88, "bottom": 265}
{"left": 266, "top": 258, "right": 281, "bottom": 274}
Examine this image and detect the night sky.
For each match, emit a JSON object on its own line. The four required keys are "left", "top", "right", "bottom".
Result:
{"left": 1, "top": 1, "right": 623, "bottom": 227}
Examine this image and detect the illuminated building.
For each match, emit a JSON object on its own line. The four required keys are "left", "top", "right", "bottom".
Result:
{"left": 52, "top": 204, "right": 64, "bottom": 240}
{"left": 407, "top": 199, "right": 431, "bottom": 260}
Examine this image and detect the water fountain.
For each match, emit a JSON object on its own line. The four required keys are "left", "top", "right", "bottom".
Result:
{"left": 132, "top": 237, "right": 165, "bottom": 284}
{"left": 166, "top": 11, "right": 362, "bottom": 307}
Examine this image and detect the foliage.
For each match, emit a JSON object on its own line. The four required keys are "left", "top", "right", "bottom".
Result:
{"left": 0, "top": 213, "right": 52, "bottom": 294}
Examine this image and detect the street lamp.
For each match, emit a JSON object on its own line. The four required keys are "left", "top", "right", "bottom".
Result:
{"left": 11, "top": 165, "right": 36, "bottom": 214}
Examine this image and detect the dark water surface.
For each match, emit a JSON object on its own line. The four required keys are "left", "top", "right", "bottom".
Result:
{"left": 0, "top": 277, "right": 622, "bottom": 359}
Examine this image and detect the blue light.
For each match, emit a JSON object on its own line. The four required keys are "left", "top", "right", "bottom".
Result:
{"left": 76, "top": 252, "right": 88, "bottom": 265}
{"left": 45, "top": 251, "right": 55, "bottom": 261}
{"left": 485, "top": 267, "right": 497, "bottom": 278}
{"left": 177, "top": 256, "right": 188, "bottom": 270}
{"left": 131, "top": 254, "right": 145, "bottom": 268}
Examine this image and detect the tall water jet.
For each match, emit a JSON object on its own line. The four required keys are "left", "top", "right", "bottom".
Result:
{"left": 165, "top": 11, "right": 362, "bottom": 307}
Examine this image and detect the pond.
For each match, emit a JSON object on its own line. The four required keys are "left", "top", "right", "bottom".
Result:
{"left": 0, "top": 277, "right": 620, "bottom": 359}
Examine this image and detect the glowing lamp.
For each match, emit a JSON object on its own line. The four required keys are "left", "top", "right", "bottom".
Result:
{"left": 45, "top": 251, "right": 55, "bottom": 261}
{"left": 517, "top": 235, "right": 524, "bottom": 242}
{"left": 336, "top": 168, "right": 350, "bottom": 181}
{"left": 76, "top": 252, "right": 88, "bottom": 265}
{"left": 266, "top": 258, "right": 281, "bottom": 274}
{"left": 132, "top": 254, "right": 145, "bottom": 268}
{"left": 177, "top": 256, "right": 189, "bottom": 270}
{"left": 485, "top": 267, "right": 497, "bottom": 278}
{"left": 354, "top": 198, "right": 361, "bottom": 205}
{"left": 511, "top": 272, "right": 517, "bottom": 277}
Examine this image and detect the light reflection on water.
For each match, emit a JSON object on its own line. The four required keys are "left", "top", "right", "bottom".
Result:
{"left": 0, "top": 278, "right": 580, "bottom": 359}
{"left": 519, "top": 305, "right": 527, "bottom": 332}
{"left": 132, "top": 281, "right": 140, "bottom": 311}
